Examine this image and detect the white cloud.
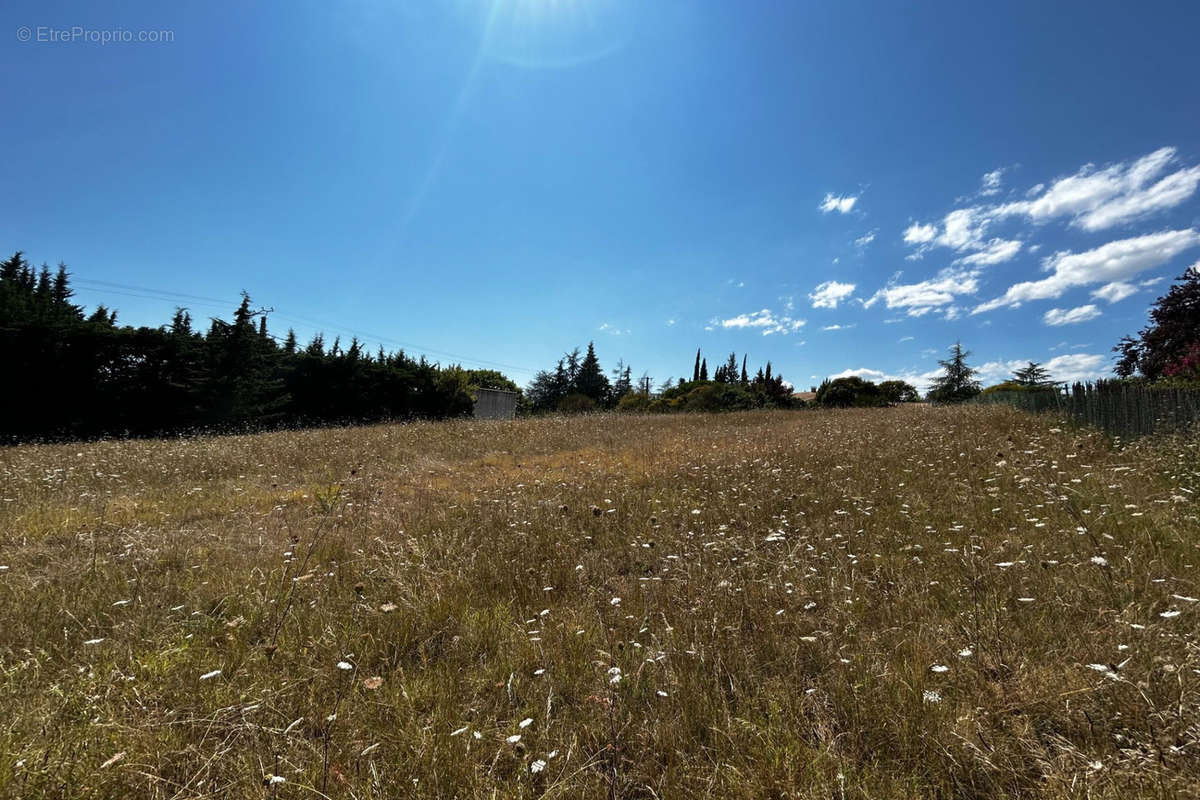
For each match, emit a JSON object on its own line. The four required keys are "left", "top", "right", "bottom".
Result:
{"left": 821, "top": 323, "right": 856, "bottom": 331}
{"left": 993, "top": 147, "right": 1200, "bottom": 231}
{"left": 718, "top": 309, "right": 806, "bottom": 336}
{"left": 937, "top": 207, "right": 989, "bottom": 250}
{"left": 598, "top": 322, "right": 630, "bottom": 336}
{"left": 665, "top": 318, "right": 677, "bottom": 327}
{"left": 905, "top": 208, "right": 1017, "bottom": 263}
{"left": 954, "top": 237, "right": 1022, "bottom": 266}
{"left": 901, "top": 148, "right": 1200, "bottom": 271}
{"left": 809, "top": 280, "right": 857, "bottom": 309}
{"left": 854, "top": 230, "right": 877, "bottom": 248}
{"left": 903, "top": 222, "right": 938, "bottom": 245}
{"left": 977, "top": 354, "right": 1108, "bottom": 385}
{"left": 980, "top": 169, "right": 1004, "bottom": 196}
{"left": 820, "top": 193, "right": 858, "bottom": 214}
{"left": 1043, "top": 304, "right": 1101, "bottom": 326}
{"left": 898, "top": 335, "right": 915, "bottom": 342}
{"left": 974, "top": 228, "right": 1200, "bottom": 313}
{"left": 1090, "top": 281, "right": 1138, "bottom": 304}
{"left": 827, "top": 366, "right": 943, "bottom": 393}
{"left": 864, "top": 269, "right": 980, "bottom": 317}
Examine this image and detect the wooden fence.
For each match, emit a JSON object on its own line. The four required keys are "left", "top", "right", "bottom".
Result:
{"left": 973, "top": 381, "right": 1200, "bottom": 438}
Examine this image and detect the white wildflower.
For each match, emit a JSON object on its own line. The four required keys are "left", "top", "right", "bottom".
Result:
{"left": 530, "top": 759, "right": 547, "bottom": 774}
{"left": 199, "top": 669, "right": 222, "bottom": 680}
{"left": 506, "top": 734, "right": 521, "bottom": 744}
{"left": 930, "top": 664, "right": 949, "bottom": 673}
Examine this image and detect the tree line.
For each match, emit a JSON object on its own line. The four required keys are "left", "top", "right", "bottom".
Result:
{"left": 0, "top": 252, "right": 514, "bottom": 439}
{"left": 8, "top": 249, "right": 1194, "bottom": 438}
{"left": 525, "top": 345, "right": 795, "bottom": 413}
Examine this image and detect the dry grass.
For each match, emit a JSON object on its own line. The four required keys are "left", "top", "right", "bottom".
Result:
{"left": 1, "top": 406, "right": 1198, "bottom": 799}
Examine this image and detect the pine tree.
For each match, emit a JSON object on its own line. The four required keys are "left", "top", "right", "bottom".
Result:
{"left": 170, "top": 308, "right": 193, "bottom": 336}
{"left": 35, "top": 264, "right": 52, "bottom": 302}
{"left": 1012, "top": 361, "right": 1053, "bottom": 388}
{"left": 927, "top": 342, "right": 981, "bottom": 403}
{"left": 0, "top": 252, "right": 23, "bottom": 284}
{"left": 722, "top": 352, "right": 738, "bottom": 384}
{"left": 740, "top": 355, "right": 748, "bottom": 385}
{"left": 564, "top": 347, "right": 581, "bottom": 384}
{"left": 52, "top": 263, "right": 75, "bottom": 307}
{"left": 573, "top": 342, "right": 610, "bottom": 403}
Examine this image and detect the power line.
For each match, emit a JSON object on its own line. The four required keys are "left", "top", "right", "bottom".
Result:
{"left": 69, "top": 277, "right": 541, "bottom": 377}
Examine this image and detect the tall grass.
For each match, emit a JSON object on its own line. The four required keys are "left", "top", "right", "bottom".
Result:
{"left": 974, "top": 380, "right": 1200, "bottom": 438}
{"left": 0, "top": 407, "right": 1197, "bottom": 798}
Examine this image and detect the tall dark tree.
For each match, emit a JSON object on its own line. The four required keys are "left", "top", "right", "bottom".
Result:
{"left": 693, "top": 348, "right": 701, "bottom": 383}
{"left": 699, "top": 358, "right": 708, "bottom": 381}
{"left": 740, "top": 354, "right": 748, "bottom": 385}
{"left": 927, "top": 342, "right": 981, "bottom": 403}
{"left": 611, "top": 359, "right": 633, "bottom": 400}
{"left": 720, "top": 352, "right": 738, "bottom": 384}
{"left": 573, "top": 342, "right": 610, "bottom": 403}
{"left": 1111, "top": 269, "right": 1200, "bottom": 380}
{"left": 1012, "top": 361, "right": 1053, "bottom": 388}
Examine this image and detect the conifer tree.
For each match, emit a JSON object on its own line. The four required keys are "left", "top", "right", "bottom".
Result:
{"left": 927, "top": 342, "right": 981, "bottom": 402}
{"left": 693, "top": 348, "right": 701, "bottom": 382}
{"left": 722, "top": 352, "right": 738, "bottom": 384}
{"left": 1012, "top": 361, "right": 1053, "bottom": 388}
{"left": 574, "top": 342, "right": 610, "bottom": 403}
{"left": 700, "top": 358, "right": 708, "bottom": 381}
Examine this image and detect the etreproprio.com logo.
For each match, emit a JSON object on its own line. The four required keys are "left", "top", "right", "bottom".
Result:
{"left": 16, "top": 25, "right": 175, "bottom": 44}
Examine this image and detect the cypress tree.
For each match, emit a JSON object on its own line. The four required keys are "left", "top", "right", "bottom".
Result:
{"left": 700, "top": 358, "right": 708, "bottom": 381}
{"left": 722, "top": 352, "right": 738, "bottom": 384}
{"left": 693, "top": 348, "right": 701, "bottom": 382}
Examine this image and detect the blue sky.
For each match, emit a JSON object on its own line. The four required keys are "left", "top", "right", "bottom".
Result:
{"left": 3, "top": 1, "right": 1199, "bottom": 390}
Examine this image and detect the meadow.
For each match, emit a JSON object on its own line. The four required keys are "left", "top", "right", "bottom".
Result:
{"left": 0, "top": 406, "right": 1198, "bottom": 799}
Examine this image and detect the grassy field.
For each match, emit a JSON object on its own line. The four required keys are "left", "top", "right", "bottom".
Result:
{"left": 1, "top": 407, "right": 1198, "bottom": 799}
